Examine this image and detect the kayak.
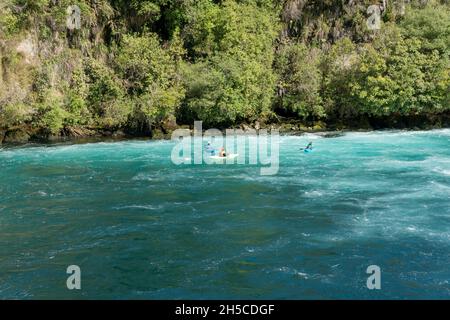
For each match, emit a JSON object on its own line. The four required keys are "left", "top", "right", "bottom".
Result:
{"left": 210, "top": 154, "right": 239, "bottom": 160}
{"left": 304, "top": 149, "right": 313, "bottom": 153}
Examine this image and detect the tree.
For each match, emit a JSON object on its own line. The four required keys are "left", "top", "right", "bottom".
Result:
{"left": 116, "top": 33, "right": 184, "bottom": 131}
{"left": 181, "top": 0, "right": 279, "bottom": 126}
{"left": 322, "top": 37, "right": 360, "bottom": 119}
{"left": 275, "top": 42, "right": 324, "bottom": 120}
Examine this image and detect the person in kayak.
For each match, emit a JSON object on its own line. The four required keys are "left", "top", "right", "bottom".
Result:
{"left": 301, "top": 142, "right": 313, "bottom": 151}
{"left": 219, "top": 147, "right": 227, "bottom": 157}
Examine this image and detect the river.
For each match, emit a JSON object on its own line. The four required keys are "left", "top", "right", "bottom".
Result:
{"left": 0, "top": 130, "right": 449, "bottom": 299}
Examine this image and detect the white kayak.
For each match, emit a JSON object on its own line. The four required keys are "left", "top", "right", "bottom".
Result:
{"left": 210, "top": 154, "right": 239, "bottom": 160}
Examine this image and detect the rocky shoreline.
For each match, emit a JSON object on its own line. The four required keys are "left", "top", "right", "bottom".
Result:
{"left": 1, "top": 113, "right": 450, "bottom": 146}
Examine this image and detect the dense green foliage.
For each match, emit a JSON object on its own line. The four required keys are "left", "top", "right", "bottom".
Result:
{"left": 0, "top": 0, "right": 449, "bottom": 137}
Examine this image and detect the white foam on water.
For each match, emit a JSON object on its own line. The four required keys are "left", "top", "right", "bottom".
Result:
{"left": 304, "top": 190, "right": 324, "bottom": 198}
{"left": 132, "top": 173, "right": 156, "bottom": 181}
{"left": 113, "top": 204, "right": 162, "bottom": 211}
{"left": 434, "top": 169, "right": 450, "bottom": 176}
{"left": 273, "top": 267, "right": 310, "bottom": 279}
{"left": 301, "top": 233, "right": 311, "bottom": 237}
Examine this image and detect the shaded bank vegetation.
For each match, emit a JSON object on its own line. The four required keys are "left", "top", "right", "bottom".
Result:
{"left": 0, "top": 0, "right": 449, "bottom": 143}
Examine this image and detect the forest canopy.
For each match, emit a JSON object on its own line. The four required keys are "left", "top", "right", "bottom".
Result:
{"left": 0, "top": 0, "right": 449, "bottom": 139}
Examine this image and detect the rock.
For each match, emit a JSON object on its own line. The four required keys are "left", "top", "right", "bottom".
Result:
{"left": 3, "top": 129, "right": 30, "bottom": 143}
{"left": 317, "top": 131, "right": 345, "bottom": 138}
{"left": 16, "top": 34, "right": 37, "bottom": 64}
{"left": 161, "top": 115, "right": 178, "bottom": 134}
{"left": 0, "top": 130, "right": 5, "bottom": 144}
{"left": 241, "top": 124, "right": 252, "bottom": 132}
{"left": 334, "top": 122, "right": 346, "bottom": 131}
{"left": 112, "top": 130, "right": 126, "bottom": 138}
{"left": 63, "top": 126, "right": 97, "bottom": 138}
{"left": 278, "top": 123, "right": 293, "bottom": 133}
{"left": 312, "top": 121, "right": 326, "bottom": 131}
{"left": 296, "top": 124, "right": 307, "bottom": 131}
{"left": 254, "top": 121, "right": 261, "bottom": 131}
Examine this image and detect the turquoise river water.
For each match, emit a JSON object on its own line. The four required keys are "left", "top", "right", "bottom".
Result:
{"left": 0, "top": 130, "right": 449, "bottom": 299}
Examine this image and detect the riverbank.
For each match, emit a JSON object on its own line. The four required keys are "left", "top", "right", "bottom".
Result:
{"left": 2, "top": 112, "right": 450, "bottom": 146}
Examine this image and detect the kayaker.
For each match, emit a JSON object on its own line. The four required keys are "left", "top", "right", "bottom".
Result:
{"left": 301, "top": 142, "right": 313, "bottom": 151}
{"left": 206, "top": 142, "right": 215, "bottom": 156}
